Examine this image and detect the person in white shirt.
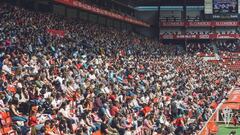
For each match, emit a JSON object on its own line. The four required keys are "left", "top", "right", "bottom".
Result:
{"left": 51, "top": 93, "right": 63, "bottom": 110}
{"left": 59, "top": 102, "right": 74, "bottom": 133}
{"left": 2, "top": 62, "right": 12, "bottom": 74}
{"left": 130, "top": 95, "right": 141, "bottom": 111}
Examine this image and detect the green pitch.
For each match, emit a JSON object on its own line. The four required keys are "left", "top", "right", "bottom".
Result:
{"left": 217, "top": 124, "right": 240, "bottom": 135}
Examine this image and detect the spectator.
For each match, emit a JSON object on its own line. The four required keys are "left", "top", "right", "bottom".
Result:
{"left": 0, "top": 3, "right": 238, "bottom": 135}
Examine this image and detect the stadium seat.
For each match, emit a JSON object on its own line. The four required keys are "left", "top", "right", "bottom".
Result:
{"left": 208, "top": 121, "right": 218, "bottom": 134}
{"left": 0, "top": 112, "right": 16, "bottom": 135}
{"left": 7, "top": 85, "right": 16, "bottom": 94}
{"left": 92, "top": 130, "right": 102, "bottom": 135}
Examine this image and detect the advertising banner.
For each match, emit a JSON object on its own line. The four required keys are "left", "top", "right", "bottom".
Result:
{"left": 160, "top": 34, "right": 239, "bottom": 39}
{"left": 160, "top": 21, "right": 239, "bottom": 27}
{"left": 47, "top": 29, "right": 65, "bottom": 37}
{"left": 160, "top": 22, "right": 185, "bottom": 27}
{"left": 214, "top": 21, "right": 238, "bottom": 26}
{"left": 187, "top": 22, "right": 212, "bottom": 27}
{"left": 54, "top": 0, "right": 150, "bottom": 27}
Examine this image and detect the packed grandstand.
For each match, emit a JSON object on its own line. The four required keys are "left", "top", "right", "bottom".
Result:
{"left": 0, "top": 0, "right": 240, "bottom": 135}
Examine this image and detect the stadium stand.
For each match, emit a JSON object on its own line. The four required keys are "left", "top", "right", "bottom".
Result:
{"left": 0, "top": 0, "right": 240, "bottom": 135}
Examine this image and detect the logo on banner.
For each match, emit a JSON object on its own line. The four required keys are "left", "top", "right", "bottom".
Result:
{"left": 199, "top": 35, "right": 210, "bottom": 39}
{"left": 215, "top": 22, "right": 238, "bottom": 26}
{"left": 189, "top": 22, "right": 211, "bottom": 26}
{"left": 217, "top": 35, "right": 235, "bottom": 39}
{"left": 221, "top": 107, "right": 234, "bottom": 126}
{"left": 161, "top": 34, "right": 174, "bottom": 39}
{"left": 161, "top": 22, "right": 184, "bottom": 26}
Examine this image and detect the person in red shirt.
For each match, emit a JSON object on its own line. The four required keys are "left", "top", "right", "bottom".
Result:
{"left": 142, "top": 104, "right": 151, "bottom": 116}
{"left": 29, "top": 105, "right": 46, "bottom": 135}
{"left": 109, "top": 91, "right": 117, "bottom": 101}
{"left": 174, "top": 114, "right": 185, "bottom": 135}
{"left": 110, "top": 102, "right": 119, "bottom": 117}
{"left": 233, "top": 113, "right": 238, "bottom": 126}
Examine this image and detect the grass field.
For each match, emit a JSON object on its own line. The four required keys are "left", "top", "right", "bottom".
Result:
{"left": 217, "top": 124, "right": 240, "bottom": 135}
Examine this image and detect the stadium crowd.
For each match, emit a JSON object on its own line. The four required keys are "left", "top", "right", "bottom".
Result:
{"left": 216, "top": 41, "right": 240, "bottom": 52}
{"left": 186, "top": 42, "right": 214, "bottom": 54}
{"left": 0, "top": 3, "right": 239, "bottom": 135}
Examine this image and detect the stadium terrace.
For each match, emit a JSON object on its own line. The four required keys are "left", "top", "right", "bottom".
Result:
{"left": 0, "top": 0, "right": 240, "bottom": 135}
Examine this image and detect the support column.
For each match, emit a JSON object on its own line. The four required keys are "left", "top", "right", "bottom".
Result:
{"left": 158, "top": 6, "right": 161, "bottom": 42}
{"left": 105, "top": 17, "right": 107, "bottom": 27}
{"left": 77, "top": 9, "right": 80, "bottom": 20}
{"left": 182, "top": 1, "right": 187, "bottom": 21}
{"left": 65, "top": 7, "right": 67, "bottom": 17}
{"left": 97, "top": 15, "right": 99, "bottom": 24}
{"left": 183, "top": 0, "right": 187, "bottom": 46}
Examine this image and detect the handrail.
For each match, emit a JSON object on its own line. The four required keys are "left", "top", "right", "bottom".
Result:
{"left": 198, "top": 86, "right": 236, "bottom": 135}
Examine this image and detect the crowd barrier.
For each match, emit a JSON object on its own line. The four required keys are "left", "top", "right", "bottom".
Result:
{"left": 198, "top": 85, "right": 237, "bottom": 135}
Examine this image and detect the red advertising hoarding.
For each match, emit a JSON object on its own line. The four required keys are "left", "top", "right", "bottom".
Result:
{"left": 160, "top": 21, "right": 239, "bottom": 27}
{"left": 160, "top": 22, "right": 185, "bottom": 27}
{"left": 54, "top": 0, "right": 150, "bottom": 27}
{"left": 160, "top": 34, "right": 240, "bottom": 39}
{"left": 215, "top": 34, "right": 237, "bottom": 39}
{"left": 187, "top": 22, "right": 211, "bottom": 27}
{"left": 214, "top": 21, "right": 238, "bottom": 27}
{"left": 47, "top": 29, "right": 65, "bottom": 37}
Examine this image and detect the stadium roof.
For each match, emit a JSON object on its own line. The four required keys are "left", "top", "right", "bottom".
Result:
{"left": 113, "top": 0, "right": 204, "bottom": 7}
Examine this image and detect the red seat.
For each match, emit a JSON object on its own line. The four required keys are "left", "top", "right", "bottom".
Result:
{"left": 0, "top": 112, "right": 16, "bottom": 135}
{"left": 92, "top": 130, "right": 102, "bottom": 135}
{"left": 0, "top": 126, "right": 16, "bottom": 135}
{"left": 208, "top": 121, "right": 218, "bottom": 134}
{"left": 0, "top": 112, "right": 10, "bottom": 120}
